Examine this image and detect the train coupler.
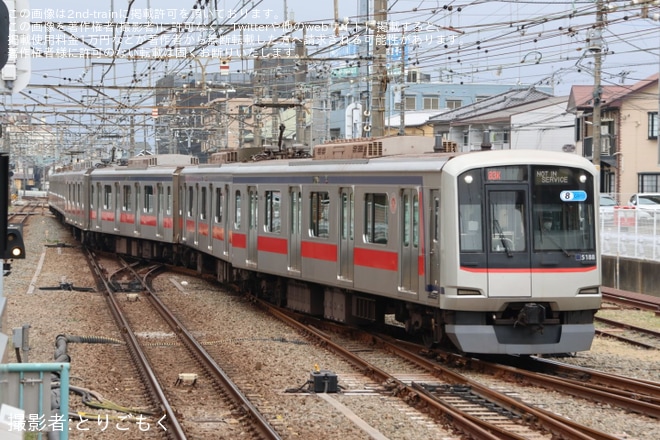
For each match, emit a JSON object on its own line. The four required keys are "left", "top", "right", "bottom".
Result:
{"left": 514, "top": 303, "right": 545, "bottom": 329}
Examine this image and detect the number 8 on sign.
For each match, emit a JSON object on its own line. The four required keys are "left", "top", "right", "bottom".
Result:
{"left": 560, "top": 190, "right": 587, "bottom": 202}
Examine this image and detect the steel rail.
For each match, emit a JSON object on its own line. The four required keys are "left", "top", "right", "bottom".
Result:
{"left": 121, "top": 261, "right": 282, "bottom": 440}
{"left": 84, "top": 248, "right": 188, "bottom": 440}
{"left": 260, "top": 299, "right": 613, "bottom": 440}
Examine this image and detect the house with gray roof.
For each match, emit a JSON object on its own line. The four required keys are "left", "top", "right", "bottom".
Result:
{"left": 427, "top": 88, "right": 574, "bottom": 152}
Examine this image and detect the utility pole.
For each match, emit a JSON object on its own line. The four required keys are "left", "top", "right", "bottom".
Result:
{"left": 398, "top": 29, "right": 406, "bottom": 136}
{"left": 295, "top": 39, "right": 307, "bottom": 145}
{"left": 370, "top": 0, "right": 387, "bottom": 138}
{"left": 253, "top": 57, "right": 263, "bottom": 148}
{"left": 592, "top": 0, "right": 605, "bottom": 191}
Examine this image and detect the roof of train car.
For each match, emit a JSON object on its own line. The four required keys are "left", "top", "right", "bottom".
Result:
{"left": 442, "top": 148, "right": 597, "bottom": 175}
{"left": 181, "top": 149, "right": 596, "bottom": 176}
{"left": 49, "top": 149, "right": 596, "bottom": 180}
{"left": 89, "top": 165, "right": 181, "bottom": 177}
{"left": 50, "top": 164, "right": 183, "bottom": 177}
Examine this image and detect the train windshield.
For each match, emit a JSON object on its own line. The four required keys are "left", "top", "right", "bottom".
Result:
{"left": 458, "top": 164, "right": 596, "bottom": 261}
{"left": 530, "top": 165, "right": 595, "bottom": 253}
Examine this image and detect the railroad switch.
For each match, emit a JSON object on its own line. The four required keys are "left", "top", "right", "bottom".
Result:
{"left": 309, "top": 370, "right": 338, "bottom": 393}
{"left": 175, "top": 373, "right": 198, "bottom": 386}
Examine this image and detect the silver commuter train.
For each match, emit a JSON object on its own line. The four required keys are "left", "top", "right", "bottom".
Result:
{"left": 48, "top": 137, "right": 602, "bottom": 355}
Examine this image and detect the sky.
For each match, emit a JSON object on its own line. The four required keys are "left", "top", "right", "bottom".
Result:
{"left": 2, "top": 0, "right": 659, "bottom": 152}
{"left": 19, "top": 0, "right": 657, "bottom": 86}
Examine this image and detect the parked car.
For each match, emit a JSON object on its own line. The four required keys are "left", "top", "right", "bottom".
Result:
{"left": 601, "top": 194, "right": 652, "bottom": 224}
{"left": 629, "top": 193, "right": 660, "bottom": 211}
{"left": 599, "top": 194, "right": 617, "bottom": 222}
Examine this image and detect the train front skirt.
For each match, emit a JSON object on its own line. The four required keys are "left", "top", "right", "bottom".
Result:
{"left": 446, "top": 323, "right": 595, "bottom": 355}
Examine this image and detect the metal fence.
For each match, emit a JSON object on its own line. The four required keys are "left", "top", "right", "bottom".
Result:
{"left": 600, "top": 207, "right": 660, "bottom": 261}
{"left": 0, "top": 363, "right": 70, "bottom": 440}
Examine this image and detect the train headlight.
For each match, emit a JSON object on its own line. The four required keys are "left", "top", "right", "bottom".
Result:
{"left": 579, "top": 174, "right": 587, "bottom": 183}
{"left": 578, "top": 287, "right": 600, "bottom": 295}
{"left": 457, "top": 288, "right": 481, "bottom": 296}
{"left": 464, "top": 175, "right": 474, "bottom": 184}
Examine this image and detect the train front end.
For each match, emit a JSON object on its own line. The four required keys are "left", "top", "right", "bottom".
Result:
{"left": 441, "top": 151, "right": 601, "bottom": 355}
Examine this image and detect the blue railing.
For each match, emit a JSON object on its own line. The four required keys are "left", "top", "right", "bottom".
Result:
{"left": 0, "top": 362, "right": 70, "bottom": 440}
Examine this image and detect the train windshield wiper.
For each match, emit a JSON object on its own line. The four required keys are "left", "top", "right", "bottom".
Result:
{"left": 492, "top": 219, "right": 513, "bottom": 257}
{"left": 538, "top": 221, "right": 571, "bottom": 257}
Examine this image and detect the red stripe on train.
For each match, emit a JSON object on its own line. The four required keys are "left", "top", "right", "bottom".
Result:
{"left": 212, "top": 226, "right": 225, "bottom": 241}
{"left": 231, "top": 232, "right": 247, "bottom": 248}
{"left": 101, "top": 211, "right": 114, "bottom": 221}
{"left": 185, "top": 219, "right": 195, "bottom": 232}
{"left": 120, "top": 212, "right": 135, "bottom": 224}
{"left": 140, "top": 215, "right": 157, "bottom": 227}
{"left": 301, "top": 241, "right": 337, "bottom": 262}
{"left": 258, "top": 236, "right": 288, "bottom": 254}
{"left": 354, "top": 247, "right": 398, "bottom": 271}
{"left": 460, "top": 266, "right": 597, "bottom": 273}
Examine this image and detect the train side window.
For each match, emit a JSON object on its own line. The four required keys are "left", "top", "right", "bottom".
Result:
{"left": 234, "top": 190, "right": 242, "bottom": 228}
{"left": 166, "top": 186, "right": 172, "bottom": 215}
{"left": 200, "top": 186, "right": 207, "bottom": 221}
{"left": 310, "top": 191, "right": 329, "bottom": 238}
{"left": 103, "top": 185, "right": 112, "bottom": 210}
{"left": 403, "top": 193, "right": 410, "bottom": 246}
{"left": 458, "top": 170, "right": 484, "bottom": 252}
{"left": 265, "top": 190, "right": 281, "bottom": 233}
{"left": 413, "top": 194, "right": 419, "bottom": 247}
{"left": 66, "top": 183, "right": 71, "bottom": 211}
{"left": 187, "top": 186, "right": 194, "bottom": 217}
{"left": 144, "top": 185, "right": 154, "bottom": 214}
{"left": 341, "top": 191, "right": 354, "bottom": 240}
{"left": 402, "top": 192, "right": 419, "bottom": 248}
{"left": 178, "top": 186, "right": 184, "bottom": 216}
{"left": 157, "top": 185, "right": 163, "bottom": 214}
{"left": 90, "top": 185, "right": 94, "bottom": 210}
{"left": 364, "top": 193, "right": 388, "bottom": 244}
{"left": 490, "top": 192, "right": 526, "bottom": 252}
{"left": 135, "top": 184, "right": 140, "bottom": 215}
{"left": 215, "top": 188, "right": 223, "bottom": 223}
{"left": 122, "top": 185, "right": 132, "bottom": 212}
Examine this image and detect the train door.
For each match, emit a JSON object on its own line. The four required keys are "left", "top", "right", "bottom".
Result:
{"left": 400, "top": 189, "right": 419, "bottom": 294}
{"left": 247, "top": 186, "right": 258, "bottom": 265}
{"left": 204, "top": 185, "right": 212, "bottom": 250}
{"left": 95, "top": 182, "right": 102, "bottom": 229}
{"left": 338, "top": 187, "right": 354, "bottom": 281}
{"left": 289, "top": 187, "right": 302, "bottom": 274}
{"left": 428, "top": 190, "right": 441, "bottom": 295}
{"left": 134, "top": 183, "right": 141, "bottom": 235}
{"left": 486, "top": 186, "right": 532, "bottom": 297}
{"left": 114, "top": 183, "right": 121, "bottom": 232}
{"left": 157, "top": 184, "right": 164, "bottom": 237}
{"left": 222, "top": 185, "right": 229, "bottom": 257}
{"left": 193, "top": 184, "right": 200, "bottom": 245}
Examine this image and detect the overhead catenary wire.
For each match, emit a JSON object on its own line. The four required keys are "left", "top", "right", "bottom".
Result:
{"left": 3, "top": 0, "right": 660, "bottom": 150}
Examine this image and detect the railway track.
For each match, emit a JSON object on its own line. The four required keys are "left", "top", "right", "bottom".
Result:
{"left": 254, "top": 298, "right": 622, "bottom": 440}
{"left": 85, "top": 250, "right": 281, "bottom": 440}
{"left": 446, "top": 352, "right": 660, "bottom": 420}
{"left": 601, "top": 287, "right": 660, "bottom": 314}
{"left": 595, "top": 316, "right": 660, "bottom": 349}
{"left": 598, "top": 287, "right": 660, "bottom": 347}
{"left": 7, "top": 201, "right": 43, "bottom": 224}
